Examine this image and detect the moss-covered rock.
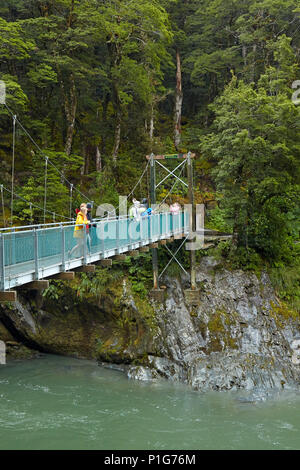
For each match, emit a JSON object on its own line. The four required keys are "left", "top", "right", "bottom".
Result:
{"left": 270, "top": 300, "right": 299, "bottom": 329}
{"left": 0, "top": 257, "right": 299, "bottom": 393}
{"left": 0, "top": 319, "right": 39, "bottom": 360}
{"left": 0, "top": 274, "right": 159, "bottom": 364}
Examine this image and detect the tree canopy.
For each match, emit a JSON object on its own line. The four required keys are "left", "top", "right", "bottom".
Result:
{"left": 0, "top": 0, "right": 299, "bottom": 267}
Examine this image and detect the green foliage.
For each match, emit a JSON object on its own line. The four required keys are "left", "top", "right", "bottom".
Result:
{"left": 228, "top": 246, "right": 264, "bottom": 272}
{"left": 206, "top": 205, "right": 233, "bottom": 233}
{"left": 0, "top": 16, "right": 34, "bottom": 60}
{"left": 0, "top": 0, "right": 175, "bottom": 224}
{"left": 201, "top": 36, "right": 300, "bottom": 262}
{"left": 123, "top": 253, "right": 153, "bottom": 298}
{"left": 0, "top": 0, "right": 299, "bottom": 279}
{"left": 269, "top": 245, "right": 300, "bottom": 312}
{"left": 13, "top": 149, "right": 84, "bottom": 223}
{"left": 75, "top": 268, "right": 123, "bottom": 301}
{"left": 206, "top": 239, "right": 264, "bottom": 273}
{"left": 42, "top": 280, "right": 64, "bottom": 300}
{"left": 0, "top": 73, "right": 28, "bottom": 112}
{"left": 27, "top": 64, "right": 58, "bottom": 88}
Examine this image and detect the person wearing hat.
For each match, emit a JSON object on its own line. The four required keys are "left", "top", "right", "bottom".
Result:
{"left": 129, "top": 198, "right": 141, "bottom": 220}
{"left": 137, "top": 198, "right": 148, "bottom": 219}
{"left": 86, "top": 202, "right": 95, "bottom": 254}
{"left": 141, "top": 198, "right": 149, "bottom": 209}
{"left": 86, "top": 203, "right": 93, "bottom": 222}
{"left": 69, "top": 203, "right": 89, "bottom": 259}
{"left": 140, "top": 198, "right": 152, "bottom": 218}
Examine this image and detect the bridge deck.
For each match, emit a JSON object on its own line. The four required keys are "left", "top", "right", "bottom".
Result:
{"left": 0, "top": 213, "right": 188, "bottom": 291}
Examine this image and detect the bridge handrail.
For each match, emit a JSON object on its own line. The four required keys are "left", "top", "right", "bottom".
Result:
{"left": 0, "top": 212, "right": 183, "bottom": 233}
{"left": 0, "top": 211, "right": 189, "bottom": 291}
{"left": 0, "top": 216, "right": 125, "bottom": 233}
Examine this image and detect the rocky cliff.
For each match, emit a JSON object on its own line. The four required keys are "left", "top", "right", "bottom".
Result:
{"left": 1, "top": 257, "right": 299, "bottom": 394}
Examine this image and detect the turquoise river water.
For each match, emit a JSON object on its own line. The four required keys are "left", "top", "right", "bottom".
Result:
{"left": 0, "top": 355, "right": 300, "bottom": 450}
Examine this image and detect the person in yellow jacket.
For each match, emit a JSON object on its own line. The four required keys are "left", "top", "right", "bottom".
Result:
{"left": 69, "top": 203, "right": 89, "bottom": 259}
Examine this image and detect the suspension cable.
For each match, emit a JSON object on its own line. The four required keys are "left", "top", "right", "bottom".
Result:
{"left": 69, "top": 183, "right": 73, "bottom": 219}
{"left": 103, "top": 159, "right": 150, "bottom": 218}
{"left": 1, "top": 184, "right": 6, "bottom": 228}
{"left": 29, "top": 202, "right": 33, "bottom": 224}
{"left": 43, "top": 156, "right": 48, "bottom": 224}
{"left": 117, "top": 159, "right": 150, "bottom": 215}
{"left": 10, "top": 114, "right": 17, "bottom": 225}
{"left": 1, "top": 184, "right": 72, "bottom": 221}
{"left": 2, "top": 103, "right": 152, "bottom": 221}
{"left": 156, "top": 164, "right": 186, "bottom": 210}
{"left": 127, "top": 159, "right": 150, "bottom": 201}
{"left": 3, "top": 103, "right": 90, "bottom": 202}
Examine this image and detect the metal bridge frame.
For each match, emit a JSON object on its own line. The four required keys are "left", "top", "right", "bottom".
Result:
{"left": 147, "top": 152, "right": 197, "bottom": 294}
{"left": 0, "top": 213, "right": 188, "bottom": 302}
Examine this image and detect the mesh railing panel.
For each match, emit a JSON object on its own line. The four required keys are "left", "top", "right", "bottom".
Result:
{"left": 4, "top": 231, "right": 34, "bottom": 266}
{"left": 1, "top": 212, "right": 188, "bottom": 287}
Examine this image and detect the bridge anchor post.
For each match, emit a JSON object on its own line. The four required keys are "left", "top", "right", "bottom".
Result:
{"left": 185, "top": 152, "right": 200, "bottom": 305}
{"left": 150, "top": 153, "right": 159, "bottom": 291}
{"left": 0, "top": 291, "right": 17, "bottom": 302}
{"left": 149, "top": 288, "right": 165, "bottom": 303}
{"left": 184, "top": 289, "right": 200, "bottom": 306}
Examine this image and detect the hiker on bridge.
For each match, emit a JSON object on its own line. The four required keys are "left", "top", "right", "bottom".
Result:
{"left": 129, "top": 199, "right": 141, "bottom": 220}
{"left": 141, "top": 198, "right": 149, "bottom": 210}
{"left": 140, "top": 198, "right": 152, "bottom": 218}
{"left": 138, "top": 198, "right": 148, "bottom": 219}
{"left": 170, "top": 202, "right": 181, "bottom": 215}
{"left": 69, "top": 203, "right": 89, "bottom": 259}
{"left": 86, "top": 202, "right": 96, "bottom": 254}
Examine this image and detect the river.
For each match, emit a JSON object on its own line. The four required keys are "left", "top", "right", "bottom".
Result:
{"left": 0, "top": 355, "right": 299, "bottom": 450}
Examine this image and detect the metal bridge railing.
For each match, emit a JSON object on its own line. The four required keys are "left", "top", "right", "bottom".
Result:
{"left": 0, "top": 212, "right": 189, "bottom": 291}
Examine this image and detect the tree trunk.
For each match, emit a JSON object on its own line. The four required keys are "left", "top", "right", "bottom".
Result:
{"left": 67, "top": 0, "right": 75, "bottom": 28}
{"left": 100, "top": 94, "right": 109, "bottom": 157}
{"left": 251, "top": 44, "right": 257, "bottom": 83}
{"left": 232, "top": 206, "right": 241, "bottom": 248}
{"left": 242, "top": 45, "right": 247, "bottom": 67}
{"left": 63, "top": 75, "right": 77, "bottom": 157}
{"left": 107, "top": 33, "right": 122, "bottom": 165}
{"left": 149, "top": 103, "right": 154, "bottom": 143}
{"left": 83, "top": 144, "right": 90, "bottom": 175}
{"left": 112, "top": 110, "right": 121, "bottom": 165}
{"left": 96, "top": 146, "right": 102, "bottom": 172}
{"left": 174, "top": 49, "right": 183, "bottom": 151}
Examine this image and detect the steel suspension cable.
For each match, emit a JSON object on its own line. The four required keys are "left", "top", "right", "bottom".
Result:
{"left": 3, "top": 103, "right": 152, "bottom": 220}
{"left": 121, "top": 159, "right": 150, "bottom": 211}
{"left": 156, "top": 164, "right": 186, "bottom": 210}
{"left": 105, "top": 159, "right": 150, "bottom": 217}
{"left": 126, "top": 159, "right": 150, "bottom": 202}
{"left": 1, "top": 184, "right": 72, "bottom": 221}
{"left": 29, "top": 202, "right": 33, "bottom": 224}
{"left": 4, "top": 103, "right": 90, "bottom": 203}
{"left": 10, "top": 114, "right": 16, "bottom": 225}
{"left": 69, "top": 183, "right": 73, "bottom": 219}
{"left": 43, "top": 156, "right": 48, "bottom": 224}
{"left": 0, "top": 185, "right": 6, "bottom": 228}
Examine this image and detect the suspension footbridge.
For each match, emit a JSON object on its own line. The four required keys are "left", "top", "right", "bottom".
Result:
{"left": 0, "top": 101, "right": 231, "bottom": 305}
{"left": 0, "top": 212, "right": 189, "bottom": 301}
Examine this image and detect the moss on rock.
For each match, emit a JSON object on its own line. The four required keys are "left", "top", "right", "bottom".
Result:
{"left": 0, "top": 271, "right": 159, "bottom": 364}
{"left": 270, "top": 300, "right": 299, "bottom": 329}
{"left": 207, "top": 309, "right": 238, "bottom": 352}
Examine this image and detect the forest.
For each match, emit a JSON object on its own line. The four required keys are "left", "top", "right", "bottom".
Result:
{"left": 0, "top": 1, "right": 299, "bottom": 282}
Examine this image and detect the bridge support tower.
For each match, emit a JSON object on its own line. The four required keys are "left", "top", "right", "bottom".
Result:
{"left": 147, "top": 152, "right": 199, "bottom": 304}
